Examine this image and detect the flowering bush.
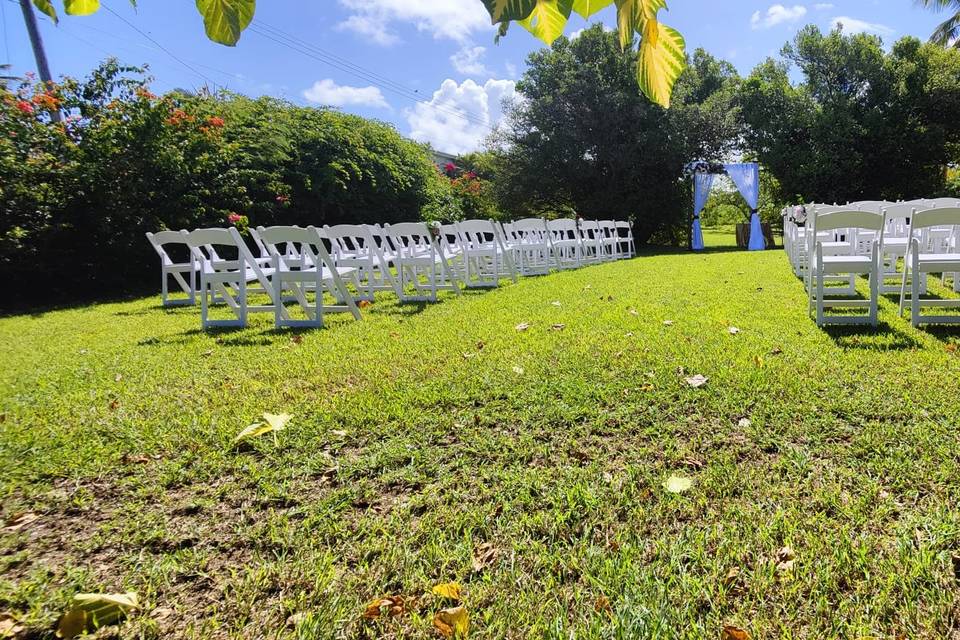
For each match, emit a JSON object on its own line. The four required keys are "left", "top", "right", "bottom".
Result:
{"left": 0, "top": 59, "right": 450, "bottom": 306}
{"left": 432, "top": 162, "right": 498, "bottom": 221}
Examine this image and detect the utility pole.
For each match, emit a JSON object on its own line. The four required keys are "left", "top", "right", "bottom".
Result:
{"left": 18, "top": 0, "right": 61, "bottom": 122}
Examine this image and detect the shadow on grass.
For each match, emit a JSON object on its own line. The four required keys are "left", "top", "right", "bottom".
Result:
{"left": 821, "top": 322, "right": 924, "bottom": 351}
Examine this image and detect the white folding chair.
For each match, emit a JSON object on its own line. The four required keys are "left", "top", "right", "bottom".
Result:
{"left": 614, "top": 221, "right": 635, "bottom": 259}
{"left": 898, "top": 206, "right": 960, "bottom": 326}
{"left": 803, "top": 205, "right": 859, "bottom": 295}
{"left": 509, "top": 218, "right": 553, "bottom": 276}
{"left": 257, "top": 225, "right": 361, "bottom": 328}
{"left": 596, "top": 220, "right": 618, "bottom": 260}
{"left": 183, "top": 227, "right": 277, "bottom": 329}
{"left": 877, "top": 203, "right": 925, "bottom": 295}
{"left": 385, "top": 222, "right": 462, "bottom": 302}
{"left": 545, "top": 218, "right": 582, "bottom": 270}
{"left": 578, "top": 220, "right": 604, "bottom": 265}
{"left": 807, "top": 209, "right": 884, "bottom": 327}
{"left": 145, "top": 230, "right": 197, "bottom": 307}
{"left": 438, "top": 223, "right": 466, "bottom": 280}
{"left": 325, "top": 224, "right": 402, "bottom": 300}
{"left": 455, "top": 219, "right": 518, "bottom": 288}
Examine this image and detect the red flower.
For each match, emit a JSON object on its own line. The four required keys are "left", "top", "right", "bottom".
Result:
{"left": 135, "top": 87, "right": 158, "bottom": 100}
{"left": 15, "top": 101, "right": 34, "bottom": 115}
{"left": 207, "top": 116, "right": 225, "bottom": 128}
{"left": 466, "top": 171, "right": 477, "bottom": 180}
{"left": 227, "top": 213, "right": 243, "bottom": 223}
{"left": 443, "top": 162, "right": 457, "bottom": 176}
{"left": 275, "top": 194, "right": 289, "bottom": 204}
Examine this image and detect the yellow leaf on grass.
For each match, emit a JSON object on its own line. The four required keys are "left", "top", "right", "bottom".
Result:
{"left": 663, "top": 475, "right": 692, "bottom": 493}
{"left": 432, "top": 582, "right": 462, "bottom": 601}
{"left": 233, "top": 412, "right": 292, "bottom": 444}
{"left": 753, "top": 355, "right": 765, "bottom": 368}
{"left": 57, "top": 592, "right": 139, "bottom": 638}
{"left": 433, "top": 606, "right": 469, "bottom": 638}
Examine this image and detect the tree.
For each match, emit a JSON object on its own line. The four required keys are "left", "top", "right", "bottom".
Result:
{"left": 739, "top": 26, "right": 960, "bottom": 204}
{"left": 916, "top": 0, "right": 960, "bottom": 48}
{"left": 482, "top": 0, "right": 687, "bottom": 107}
{"left": 35, "top": 0, "right": 688, "bottom": 107}
{"left": 31, "top": 0, "right": 255, "bottom": 45}
{"left": 489, "top": 25, "right": 738, "bottom": 244}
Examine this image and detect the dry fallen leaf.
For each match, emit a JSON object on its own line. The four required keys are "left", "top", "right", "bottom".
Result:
{"left": 663, "top": 475, "right": 693, "bottom": 493}
{"left": 512, "top": 366, "right": 524, "bottom": 375}
{"left": 121, "top": 453, "right": 150, "bottom": 465}
{"left": 738, "top": 418, "right": 751, "bottom": 428}
{"left": 108, "top": 399, "right": 119, "bottom": 411}
{"left": 431, "top": 582, "right": 462, "bottom": 601}
{"left": 754, "top": 355, "right": 765, "bottom": 369}
{"left": 433, "top": 606, "right": 469, "bottom": 639}
{"left": 358, "top": 300, "right": 373, "bottom": 309}
{"left": 770, "top": 346, "right": 783, "bottom": 355}
{"left": 331, "top": 429, "right": 348, "bottom": 438}
{"left": 3, "top": 512, "right": 39, "bottom": 532}
{"left": 594, "top": 595, "right": 612, "bottom": 614}
{"left": 0, "top": 613, "right": 24, "bottom": 638}
{"left": 551, "top": 301, "right": 562, "bottom": 307}
{"left": 551, "top": 324, "right": 566, "bottom": 331}
{"left": 290, "top": 334, "right": 303, "bottom": 345}
{"left": 114, "top": 373, "right": 123, "bottom": 382}
{"left": 947, "top": 343, "right": 958, "bottom": 354}
{"left": 56, "top": 592, "right": 139, "bottom": 638}
{"left": 515, "top": 322, "right": 530, "bottom": 332}
{"left": 363, "top": 595, "right": 408, "bottom": 619}
{"left": 723, "top": 566, "right": 741, "bottom": 586}
{"left": 472, "top": 543, "right": 498, "bottom": 573}
{"left": 685, "top": 374, "right": 709, "bottom": 388}
{"left": 722, "top": 625, "right": 751, "bottom": 640}
{"left": 462, "top": 352, "right": 477, "bottom": 360}
{"left": 728, "top": 326, "right": 740, "bottom": 335}
{"left": 776, "top": 545, "right": 796, "bottom": 572}
{"left": 663, "top": 320, "right": 674, "bottom": 326}
{"left": 628, "top": 309, "right": 639, "bottom": 316}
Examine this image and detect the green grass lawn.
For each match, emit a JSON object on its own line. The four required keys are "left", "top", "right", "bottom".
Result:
{"left": 2, "top": 228, "right": 960, "bottom": 639}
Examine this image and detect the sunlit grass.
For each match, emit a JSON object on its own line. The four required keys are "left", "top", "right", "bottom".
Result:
{"left": 2, "top": 229, "right": 959, "bottom": 639}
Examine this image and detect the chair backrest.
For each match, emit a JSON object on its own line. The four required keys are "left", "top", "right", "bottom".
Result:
{"left": 257, "top": 225, "right": 334, "bottom": 271}
{"left": 813, "top": 209, "right": 885, "bottom": 234}
{"left": 546, "top": 218, "right": 578, "bottom": 240}
{"left": 457, "top": 219, "right": 498, "bottom": 249}
{"left": 909, "top": 207, "right": 960, "bottom": 231}
{"left": 326, "top": 223, "right": 369, "bottom": 255}
{"left": 385, "top": 222, "right": 437, "bottom": 259}
{"left": 927, "top": 198, "right": 960, "bottom": 208}
{"left": 146, "top": 230, "right": 191, "bottom": 265}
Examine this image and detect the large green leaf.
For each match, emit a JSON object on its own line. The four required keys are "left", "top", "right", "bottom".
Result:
{"left": 481, "top": 0, "right": 537, "bottom": 23}
{"left": 31, "top": 0, "right": 58, "bottom": 22}
{"left": 571, "top": 0, "right": 613, "bottom": 19}
{"left": 63, "top": 0, "right": 100, "bottom": 16}
{"left": 519, "top": 0, "right": 574, "bottom": 44}
{"left": 195, "top": 0, "right": 256, "bottom": 46}
{"left": 613, "top": 0, "right": 666, "bottom": 49}
{"left": 637, "top": 17, "right": 685, "bottom": 108}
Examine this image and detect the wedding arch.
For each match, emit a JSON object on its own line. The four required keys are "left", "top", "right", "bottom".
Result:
{"left": 686, "top": 161, "right": 764, "bottom": 252}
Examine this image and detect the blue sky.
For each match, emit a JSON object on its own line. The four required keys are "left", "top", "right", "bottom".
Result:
{"left": 1, "top": 1, "right": 948, "bottom": 154}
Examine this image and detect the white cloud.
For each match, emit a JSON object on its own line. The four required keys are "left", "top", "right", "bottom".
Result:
{"left": 831, "top": 16, "right": 895, "bottom": 36}
{"left": 505, "top": 62, "right": 519, "bottom": 79}
{"left": 569, "top": 23, "right": 614, "bottom": 39}
{"left": 750, "top": 4, "right": 808, "bottom": 30}
{"left": 407, "top": 78, "right": 517, "bottom": 154}
{"left": 813, "top": 3, "right": 834, "bottom": 9}
{"left": 450, "top": 45, "right": 490, "bottom": 76}
{"left": 303, "top": 79, "right": 390, "bottom": 109}
{"left": 337, "top": 0, "right": 492, "bottom": 45}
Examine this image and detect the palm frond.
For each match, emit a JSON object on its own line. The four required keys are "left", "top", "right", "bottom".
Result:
{"left": 931, "top": 12, "right": 960, "bottom": 47}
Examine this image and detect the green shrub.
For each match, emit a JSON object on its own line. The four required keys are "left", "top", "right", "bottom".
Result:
{"left": 0, "top": 60, "right": 449, "bottom": 307}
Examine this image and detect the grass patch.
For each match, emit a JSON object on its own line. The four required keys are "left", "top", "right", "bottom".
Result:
{"left": 2, "top": 229, "right": 960, "bottom": 638}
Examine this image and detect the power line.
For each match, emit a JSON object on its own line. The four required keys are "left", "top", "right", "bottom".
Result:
{"left": 250, "top": 22, "right": 494, "bottom": 131}
{"left": 1, "top": 0, "right": 11, "bottom": 63}
{"left": 100, "top": 1, "right": 217, "bottom": 90}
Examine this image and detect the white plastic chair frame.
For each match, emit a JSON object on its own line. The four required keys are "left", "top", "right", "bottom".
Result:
{"left": 545, "top": 218, "right": 582, "bottom": 270}
{"left": 257, "top": 225, "right": 361, "bottom": 328}
{"left": 807, "top": 209, "right": 884, "bottom": 327}
{"left": 182, "top": 227, "right": 277, "bottom": 330}
{"left": 145, "top": 230, "right": 197, "bottom": 307}
{"left": 613, "top": 221, "right": 635, "bottom": 259}
{"left": 455, "top": 219, "right": 519, "bottom": 288}
{"left": 898, "top": 206, "right": 960, "bottom": 326}
{"left": 325, "top": 224, "right": 402, "bottom": 300}
{"left": 385, "top": 222, "right": 462, "bottom": 302}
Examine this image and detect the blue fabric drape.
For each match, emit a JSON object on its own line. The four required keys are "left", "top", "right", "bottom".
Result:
{"left": 725, "top": 163, "right": 763, "bottom": 250}
{"left": 691, "top": 172, "right": 714, "bottom": 251}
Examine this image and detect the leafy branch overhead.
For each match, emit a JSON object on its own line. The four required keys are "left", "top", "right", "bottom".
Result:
{"left": 482, "top": 0, "right": 687, "bottom": 107}
{"left": 31, "top": 0, "right": 256, "bottom": 46}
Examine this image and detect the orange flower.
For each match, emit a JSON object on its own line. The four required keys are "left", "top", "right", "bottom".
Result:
{"left": 15, "top": 100, "right": 34, "bottom": 115}
{"left": 206, "top": 116, "right": 224, "bottom": 128}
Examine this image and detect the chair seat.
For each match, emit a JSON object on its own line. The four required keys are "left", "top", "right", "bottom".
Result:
{"left": 915, "top": 253, "right": 960, "bottom": 271}
{"left": 816, "top": 255, "right": 873, "bottom": 273}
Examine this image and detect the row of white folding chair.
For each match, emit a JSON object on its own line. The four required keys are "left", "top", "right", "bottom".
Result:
{"left": 802, "top": 203, "right": 960, "bottom": 326}
{"left": 499, "top": 218, "right": 634, "bottom": 274}
{"left": 384, "top": 222, "right": 462, "bottom": 302}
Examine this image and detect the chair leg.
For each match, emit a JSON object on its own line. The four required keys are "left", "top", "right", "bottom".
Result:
{"left": 816, "top": 269, "right": 825, "bottom": 327}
